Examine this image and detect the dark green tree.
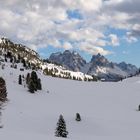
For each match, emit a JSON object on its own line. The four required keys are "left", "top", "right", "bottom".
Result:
{"left": 28, "top": 80, "right": 35, "bottom": 93}
{"left": 0, "top": 77, "right": 7, "bottom": 101}
{"left": 31, "top": 71, "right": 38, "bottom": 91}
{"left": 22, "top": 59, "right": 26, "bottom": 67}
{"left": 138, "top": 105, "right": 140, "bottom": 111}
{"left": 75, "top": 113, "right": 81, "bottom": 121}
{"left": 55, "top": 115, "right": 68, "bottom": 138}
{"left": 26, "top": 73, "right": 30, "bottom": 85}
{"left": 18, "top": 75, "right": 22, "bottom": 85}
{"left": 27, "top": 71, "right": 42, "bottom": 93}
{"left": 37, "top": 78, "right": 42, "bottom": 90}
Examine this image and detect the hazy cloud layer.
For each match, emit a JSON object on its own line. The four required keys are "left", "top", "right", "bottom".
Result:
{"left": 0, "top": 0, "right": 139, "bottom": 55}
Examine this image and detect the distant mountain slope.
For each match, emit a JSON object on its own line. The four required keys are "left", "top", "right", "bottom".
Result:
{"left": 0, "top": 38, "right": 41, "bottom": 65}
{"left": 0, "top": 38, "right": 138, "bottom": 82}
{"left": 49, "top": 51, "right": 139, "bottom": 81}
{"left": 0, "top": 38, "right": 95, "bottom": 82}
{"left": 49, "top": 50, "right": 86, "bottom": 72}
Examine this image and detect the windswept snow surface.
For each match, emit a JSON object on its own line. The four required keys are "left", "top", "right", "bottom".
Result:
{"left": 0, "top": 62, "right": 140, "bottom": 140}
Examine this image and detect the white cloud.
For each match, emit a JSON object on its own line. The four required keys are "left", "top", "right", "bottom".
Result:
{"left": 0, "top": 0, "right": 139, "bottom": 56}
{"left": 62, "top": 42, "right": 73, "bottom": 49}
{"left": 125, "top": 32, "right": 138, "bottom": 43}
{"left": 77, "top": 41, "right": 112, "bottom": 56}
{"left": 62, "top": 0, "right": 102, "bottom": 12}
{"left": 109, "top": 34, "right": 120, "bottom": 46}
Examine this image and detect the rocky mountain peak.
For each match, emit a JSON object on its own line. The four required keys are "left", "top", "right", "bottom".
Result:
{"left": 49, "top": 50, "right": 139, "bottom": 81}
{"left": 49, "top": 50, "right": 86, "bottom": 72}
{"left": 90, "top": 53, "right": 109, "bottom": 67}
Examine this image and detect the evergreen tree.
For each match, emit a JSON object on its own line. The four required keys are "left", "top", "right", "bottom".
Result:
{"left": 55, "top": 115, "right": 68, "bottom": 138}
{"left": 138, "top": 105, "right": 140, "bottom": 111}
{"left": 31, "top": 71, "right": 38, "bottom": 91}
{"left": 26, "top": 73, "right": 30, "bottom": 85}
{"left": 75, "top": 113, "right": 81, "bottom": 121}
{"left": 0, "top": 77, "right": 7, "bottom": 101}
{"left": 22, "top": 59, "right": 26, "bottom": 67}
{"left": 10, "top": 57, "right": 13, "bottom": 63}
{"left": 37, "top": 78, "right": 42, "bottom": 90}
{"left": 31, "top": 71, "right": 38, "bottom": 82}
{"left": 18, "top": 75, "right": 22, "bottom": 85}
{"left": 28, "top": 80, "right": 35, "bottom": 93}
{"left": 27, "top": 71, "right": 42, "bottom": 93}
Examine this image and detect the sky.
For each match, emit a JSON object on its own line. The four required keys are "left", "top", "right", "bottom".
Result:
{"left": 0, "top": 0, "right": 140, "bottom": 67}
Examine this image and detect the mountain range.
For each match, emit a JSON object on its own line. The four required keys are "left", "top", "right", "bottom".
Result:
{"left": 49, "top": 50, "right": 139, "bottom": 81}
{"left": 0, "top": 37, "right": 139, "bottom": 81}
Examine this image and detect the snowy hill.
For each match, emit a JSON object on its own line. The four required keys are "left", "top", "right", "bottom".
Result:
{"left": 0, "top": 38, "right": 41, "bottom": 65}
{"left": 0, "top": 60, "right": 140, "bottom": 140}
{"left": 49, "top": 51, "right": 139, "bottom": 81}
{"left": 0, "top": 38, "right": 94, "bottom": 82}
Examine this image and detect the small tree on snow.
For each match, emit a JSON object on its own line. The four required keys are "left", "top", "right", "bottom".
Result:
{"left": 31, "top": 71, "right": 38, "bottom": 91}
{"left": 138, "top": 105, "right": 140, "bottom": 111}
{"left": 75, "top": 113, "right": 81, "bottom": 121}
{"left": 55, "top": 115, "right": 68, "bottom": 138}
{"left": 0, "top": 77, "right": 7, "bottom": 101}
{"left": 28, "top": 80, "right": 35, "bottom": 93}
{"left": 26, "top": 73, "right": 30, "bottom": 85}
{"left": 18, "top": 75, "right": 22, "bottom": 85}
{"left": 37, "top": 78, "right": 42, "bottom": 90}
{"left": 27, "top": 71, "right": 42, "bottom": 93}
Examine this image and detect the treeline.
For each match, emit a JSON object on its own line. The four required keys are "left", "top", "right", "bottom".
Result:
{"left": 43, "top": 67, "right": 98, "bottom": 82}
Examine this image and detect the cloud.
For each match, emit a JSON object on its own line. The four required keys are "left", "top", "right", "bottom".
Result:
{"left": 131, "top": 24, "right": 140, "bottom": 37}
{"left": 109, "top": 34, "right": 120, "bottom": 46}
{"left": 104, "top": 0, "right": 140, "bottom": 14}
{"left": 77, "top": 41, "right": 112, "bottom": 56}
{"left": 125, "top": 32, "right": 138, "bottom": 43}
{"left": 0, "top": 0, "right": 139, "bottom": 57}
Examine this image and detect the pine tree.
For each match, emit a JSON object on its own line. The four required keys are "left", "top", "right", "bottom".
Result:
{"left": 0, "top": 77, "right": 7, "bottom": 101}
{"left": 28, "top": 80, "right": 35, "bottom": 93}
{"left": 27, "top": 71, "right": 42, "bottom": 93}
{"left": 138, "top": 105, "right": 140, "bottom": 111}
{"left": 31, "top": 71, "right": 38, "bottom": 91}
{"left": 37, "top": 78, "right": 42, "bottom": 90}
{"left": 26, "top": 73, "right": 30, "bottom": 85}
{"left": 18, "top": 75, "right": 22, "bottom": 85}
{"left": 55, "top": 115, "right": 68, "bottom": 138}
{"left": 75, "top": 113, "right": 81, "bottom": 121}
{"left": 22, "top": 59, "right": 26, "bottom": 67}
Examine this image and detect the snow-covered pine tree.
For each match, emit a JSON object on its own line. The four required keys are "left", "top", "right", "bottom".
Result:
{"left": 55, "top": 115, "right": 68, "bottom": 138}
{"left": 0, "top": 77, "right": 7, "bottom": 101}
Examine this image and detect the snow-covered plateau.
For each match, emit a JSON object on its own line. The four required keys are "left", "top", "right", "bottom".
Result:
{"left": 0, "top": 62, "right": 140, "bottom": 140}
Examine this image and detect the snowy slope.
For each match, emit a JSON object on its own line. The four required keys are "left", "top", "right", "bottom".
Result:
{"left": 0, "top": 62, "right": 140, "bottom": 140}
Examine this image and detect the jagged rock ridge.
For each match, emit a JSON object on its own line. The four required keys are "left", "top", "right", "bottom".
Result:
{"left": 49, "top": 51, "right": 139, "bottom": 81}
